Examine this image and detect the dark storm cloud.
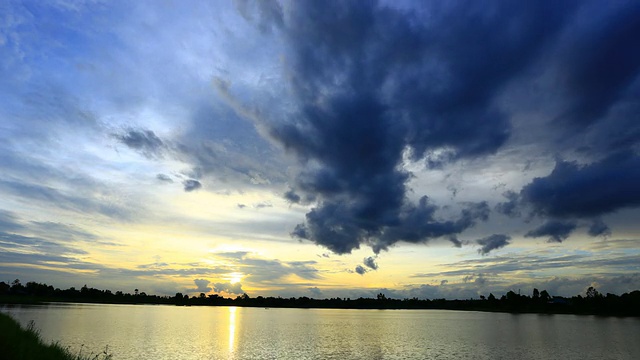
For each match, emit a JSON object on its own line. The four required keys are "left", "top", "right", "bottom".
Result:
{"left": 239, "top": 0, "right": 579, "bottom": 255}
{"left": 525, "top": 220, "right": 577, "bottom": 243}
{"left": 588, "top": 219, "right": 611, "bottom": 238}
{"left": 494, "top": 191, "right": 521, "bottom": 218}
{"left": 490, "top": 1, "right": 640, "bottom": 243}
{"left": 363, "top": 256, "right": 378, "bottom": 270}
{"left": 476, "top": 234, "right": 511, "bottom": 255}
{"left": 521, "top": 152, "right": 640, "bottom": 219}
{"left": 555, "top": 2, "right": 640, "bottom": 128}
{"left": 292, "top": 197, "right": 489, "bottom": 254}
{"left": 496, "top": 151, "right": 640, "bottom": 243}
{"left": 355, "top": 265, "right": 367, "bottom": 275}
{"left": 182, "top": 179, "right": 202, "bottom": 192}
{"left": 371, "top": 199, "right": 490, "bottom": 253}
{"left": 283, "top": 190, "right": 301, "bottom": 204}
{"left": 448, "top": 236, "right": 463, "bottom": 248}
{"left": 113, "top": 128, "right": 166, "bottom": 159}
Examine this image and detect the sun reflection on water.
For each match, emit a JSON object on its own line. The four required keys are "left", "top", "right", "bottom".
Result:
{"left": 228, "top": 306, "right": 237, "bottom": 354}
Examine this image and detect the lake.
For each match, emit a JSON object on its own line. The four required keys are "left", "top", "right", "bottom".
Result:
{"left": 2, "top": 303, "right": 639, "bottom": 359}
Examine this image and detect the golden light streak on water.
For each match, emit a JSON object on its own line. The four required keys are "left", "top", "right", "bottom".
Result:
{"left": 228, "top": 306, "right": 237, "bottom": 354}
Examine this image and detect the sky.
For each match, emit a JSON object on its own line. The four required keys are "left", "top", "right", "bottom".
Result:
{"left": 1, "top": 0, "right": 639, "bottom": 300}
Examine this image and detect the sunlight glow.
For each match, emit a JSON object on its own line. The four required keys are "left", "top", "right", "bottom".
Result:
{"left": 229, "top": 272, "right": 243, "bottom": 284}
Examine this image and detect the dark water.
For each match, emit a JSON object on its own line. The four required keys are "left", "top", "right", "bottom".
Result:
{"left": 2, "top": 303, "right": 639, "bottom": 359}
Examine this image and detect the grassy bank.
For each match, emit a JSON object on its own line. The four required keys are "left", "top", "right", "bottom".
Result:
{"left": 0, "top": 312, "right": 111, "bottom": 360}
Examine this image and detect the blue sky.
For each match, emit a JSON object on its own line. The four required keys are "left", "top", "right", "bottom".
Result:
{"left": 1, "top": 0, "right": 639, "bottom": 299}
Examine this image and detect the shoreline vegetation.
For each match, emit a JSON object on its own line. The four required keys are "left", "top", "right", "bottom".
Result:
{"left": 0, "top": 312, "right": 112, "bottom": 360}
{"left": 1, "top": 280, "right": 639, "bottom": 316}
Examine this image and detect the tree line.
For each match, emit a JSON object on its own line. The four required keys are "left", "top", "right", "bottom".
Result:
{"left": 1, "top": 279, "right": 638, "bottom": 316}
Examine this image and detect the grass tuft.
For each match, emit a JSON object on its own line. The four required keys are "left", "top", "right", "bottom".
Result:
{"left": 0, "top": 312, "right": 112, "bottom": 360}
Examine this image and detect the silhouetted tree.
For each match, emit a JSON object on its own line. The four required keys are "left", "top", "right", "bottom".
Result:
{"left": 10, "top": 279, "right": 24, "bottom": 293}
{"left": 586, "top": 286, "right": 601, "bottom": 299}
{"left": 540, "top": 290, "right": 551, "bottom": 302}
{"left": 532, "top": 288, "right": 540, "bottom": 299}
{"left": 0, "top": 282, "right": 9, "bottom": 295}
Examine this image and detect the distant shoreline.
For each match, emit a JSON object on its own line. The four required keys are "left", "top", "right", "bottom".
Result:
{"left": 2, "top": 296, "right": 639, "bottom": 317}
{"left": 2, "top": 280, "right": 639, "bottom": 317}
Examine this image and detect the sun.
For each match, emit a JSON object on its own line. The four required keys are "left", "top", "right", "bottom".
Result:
{"left": 229, "top": 272, "right": 243, "bottom": 284}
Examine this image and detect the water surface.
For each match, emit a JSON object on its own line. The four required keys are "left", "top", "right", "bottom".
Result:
{"left": 2, "top": 303, "right": 638, "bottom": 359}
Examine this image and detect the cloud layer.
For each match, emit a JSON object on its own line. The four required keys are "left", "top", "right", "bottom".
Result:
{"left": 232, "top": 0, "right": 640, "bottom": 255}
{"left": 0, "top": 0, "right": 639, "bottom": 298}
